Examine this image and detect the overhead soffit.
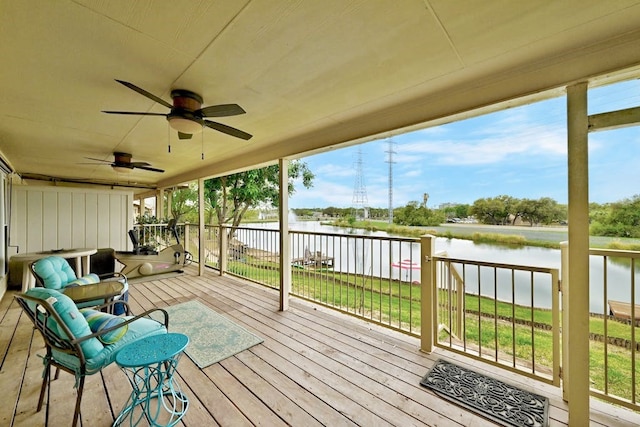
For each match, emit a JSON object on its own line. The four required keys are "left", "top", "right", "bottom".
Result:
{"left": 1, "top": 1, "right": 640, "bottom": 191}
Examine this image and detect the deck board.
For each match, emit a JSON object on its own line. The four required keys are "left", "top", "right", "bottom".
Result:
{"left": 2, "top": 266, "right": 640, "bottom": 426}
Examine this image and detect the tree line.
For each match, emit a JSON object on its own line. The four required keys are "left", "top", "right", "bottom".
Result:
{"left": 137, "top": 159, "right": 640, "bottom": 238}
{"left": 389, "top": 196, "right": 567, "bottom": 227}
{"left": 392, "top": 195, "right": 640, "bottom": 238}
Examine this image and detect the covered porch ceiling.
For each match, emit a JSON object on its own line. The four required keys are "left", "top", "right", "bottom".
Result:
{"left": 2, "top": 1, "right": 640, "bottom": 195}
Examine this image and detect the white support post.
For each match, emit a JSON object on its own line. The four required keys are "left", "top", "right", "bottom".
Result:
{"left": 198, "top": 178, "right": 205, "bottom": 277}
{"left": 183, "top": 223, "right": 190, "bottom": 254}
{"left": 279, "top": 159, "right": 291, "bottom": 311}
{"left": 420, "top": 234, "right": 436, "bottom": 353}
{"left": 157, "top": 187, "right": 165, "bottom": 220}
{"left": 560, "top": 241, "right": 569, "bottom": 402}
{"left": 566, "top": 82, "right": 590, "bottom": 426}
{"left": 219, "top": 225, "right": 228, "bottom": 276}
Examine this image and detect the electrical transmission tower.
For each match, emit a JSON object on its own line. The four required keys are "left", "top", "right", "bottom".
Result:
{"left": 385, "top": 139, "right": 397, "bottom": 223}
{"left": 352, "top": 147, "right": 368, "bottom": 219}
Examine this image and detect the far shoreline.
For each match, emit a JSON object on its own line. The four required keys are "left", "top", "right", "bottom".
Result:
{"left": 321, "top": 219, "right": 640, "bottom": 250}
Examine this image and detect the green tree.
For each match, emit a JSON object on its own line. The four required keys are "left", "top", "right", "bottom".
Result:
{"left": 454, "top": 204, "right": 470, "bottom": 219}
{"left": 393, "top": 201, "right": 445, "bottom": 226}
{"left": 168, "top": 185, "right": 198, "bottom": 222}
{"left": 590, "top": 195, "right": 640, "bottom": 237}
{"left": 204, "top": 161, "right": 314, "bottom": 234}
{"left": 517, "top": 197, "right": 562, "bottom": 226}
{"left": 470, "top": 196, "right": 514, "bottom": 225}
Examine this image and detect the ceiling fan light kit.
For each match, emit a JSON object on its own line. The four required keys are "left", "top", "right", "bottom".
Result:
{"left": 168, "top": 115, "right": 203, "bottom": 134}
{"left": 112, "top": 165, "right": 132, "bottom": 173}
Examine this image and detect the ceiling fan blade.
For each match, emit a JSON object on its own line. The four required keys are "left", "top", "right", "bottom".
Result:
{"left": 198, "top": 104, "right": 246, "bottom": 117}
{"left": 102, "top": 111, "right": 167, "bottom": 116}
{"left": 83, "top": 157, "right": 112, "bottom": 164}
{"left": 130, "top": 162, "right": 152, "bottom": 167}
{"left": 114, "top": 80, "right": 173, "bottom": 109}
{"left": 178, "top": 132, "right": 193, "bottom": 140}
{"left": 133, "top": 165, "right": 165, "bottom": 173}
{"left": 204, "top": 120, "right": 253, "bottom": 140}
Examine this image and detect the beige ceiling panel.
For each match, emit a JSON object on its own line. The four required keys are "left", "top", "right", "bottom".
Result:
{"left": 3, "top": 1, "right": 640, "bottom": 190}
{"left": 75, "top": 0, "right": 250, "bottom": 59}
{"left": 0, "top": 1, "right": 192, "bottom": 136}
{"left": 430, "top": 0, "right": 640, "bottom": 65}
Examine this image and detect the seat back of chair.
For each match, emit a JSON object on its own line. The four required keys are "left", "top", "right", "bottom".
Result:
{"left": 15, "top": 293, "right": 82, "bottom": 358}
{"left": 32, "top": 256, "right": 78, "bottom": 289}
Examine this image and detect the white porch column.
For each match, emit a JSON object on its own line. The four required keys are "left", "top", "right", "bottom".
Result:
{"left": 420, "top": 234, "right": 436, "bottom": 353}
{"left": 559, "top": 241, "right": 569, "bottom": 402}
{"left": 279, "top": 159, "right": 291, "bottom": 311}
{"left": 198, "top": 178, "right": 205, "bottom": 277}
{"left": 157, "top": 187, "right": 165, "bottom": 220}
{"left": 566, "top": 82, "right": 590, "bottom": 426}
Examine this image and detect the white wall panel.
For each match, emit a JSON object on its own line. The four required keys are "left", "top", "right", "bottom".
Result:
{"left": 72, "top": 192, "right": 86, "bottom": 248}
{"left": 9, "top": 185, "right": 133, "bottom": 255}
{"left": 42, "top": 191, "right": 58, "bottom": 249}
{"left": 57, "top": 191, "right": 72, "bottom": 249}
{"left": 85, "top": 193, "right": 98, "bottom": 248}
{"left": 26, "top": 191, "right": 43, "bottom": 251}
{"left": 96, "top": 193, "right": 111, "bottom": 248}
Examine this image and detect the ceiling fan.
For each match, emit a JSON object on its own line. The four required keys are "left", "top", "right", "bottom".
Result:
{"left": 82, "top": 152, "right": 164, "bottom": 173}
{"left": 102, "top": 79, "right": 252, "bottom": 141}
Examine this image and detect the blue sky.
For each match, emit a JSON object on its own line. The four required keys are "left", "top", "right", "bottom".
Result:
{"left": 289, "top": 79, "right": 640, "bottom": 209}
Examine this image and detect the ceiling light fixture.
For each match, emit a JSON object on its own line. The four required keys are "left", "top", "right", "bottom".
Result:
{"left": 112, "top": 165, "right": 132, "bottom": 173}
{"left": 167, "top": 116, "right": 203, "bottom": 134}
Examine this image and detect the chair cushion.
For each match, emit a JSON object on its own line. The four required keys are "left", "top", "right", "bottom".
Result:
{"left": 66, "top": 273, "right": 100, "bottom": 287}
{"left": 80, "top": 308, "right": 128, "bottom": 344}
{"left": 24, "top": 288, "right": 104, "bottom": 358}
{"left": 33, "top": 256, "right": 78, "bottom": 290}
{"left": 52, "top": 315, "right": 167, "bottom": 375}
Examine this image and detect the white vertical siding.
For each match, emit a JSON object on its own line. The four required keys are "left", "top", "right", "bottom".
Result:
{"left": 9, "top": 185, "right": 133, "bottom": 254}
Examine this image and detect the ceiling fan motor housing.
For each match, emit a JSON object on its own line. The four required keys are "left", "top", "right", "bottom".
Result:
{"left": 114, "top": 152, "right": 133, "bottom": 164}
{"left": 168, "top": 89, "right": 205, "bottom": 131}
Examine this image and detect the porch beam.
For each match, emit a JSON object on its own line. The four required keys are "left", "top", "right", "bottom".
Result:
{"left": 566, "top": 82, "right": 590, "bottom": 426}
{"left": 279, "top": 159, "right": 291, "bottom": 311}
{"left": 588, "top": 106, "right": 640, "bottom": 132}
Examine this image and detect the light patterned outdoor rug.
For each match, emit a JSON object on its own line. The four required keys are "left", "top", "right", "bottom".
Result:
{"left": 420, "top": 359, "right": 548, "bottom": 427}
{"left": 160, "top": 300, "right": 263, "bottom": 368}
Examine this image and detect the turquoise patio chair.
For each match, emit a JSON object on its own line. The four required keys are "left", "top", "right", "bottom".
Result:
{"left": 16, "top": 288, "right": 169, "bottom": 427}
{"left": 31, "top": 255, "right": 129, "bottom": 311}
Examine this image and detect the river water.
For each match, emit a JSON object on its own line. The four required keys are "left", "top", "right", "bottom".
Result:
{"left": 243, "top": 221, "right": 640, "bottom": 313}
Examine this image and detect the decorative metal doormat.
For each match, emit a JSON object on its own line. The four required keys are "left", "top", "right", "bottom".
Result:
{"left": 420, "top": 359, "right": 548, "bottom": 427}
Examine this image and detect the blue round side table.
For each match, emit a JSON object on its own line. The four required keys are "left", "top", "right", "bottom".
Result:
{"left": 113, "top": 332, "right": 189, "bottom": 427}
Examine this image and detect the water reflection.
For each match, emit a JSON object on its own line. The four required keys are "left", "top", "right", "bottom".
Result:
{"left": 244, "top": 221, "right": 640, "bottom": 313}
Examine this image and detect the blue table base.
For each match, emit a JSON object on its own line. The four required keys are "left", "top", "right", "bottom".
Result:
{"left": 114, "top": 335, "right": 189, "bottom": 427}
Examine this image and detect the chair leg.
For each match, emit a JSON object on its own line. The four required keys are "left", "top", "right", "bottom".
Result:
{"left": 72, "top": 376, "right": 85, "bottom": 427}
{"left": 37, "top": 359, "right": 50, "bottom": 412}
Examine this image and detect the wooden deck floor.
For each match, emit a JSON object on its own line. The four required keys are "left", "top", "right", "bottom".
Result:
{"left": 2, "top": 267, "right": 640, "bottom": 426}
